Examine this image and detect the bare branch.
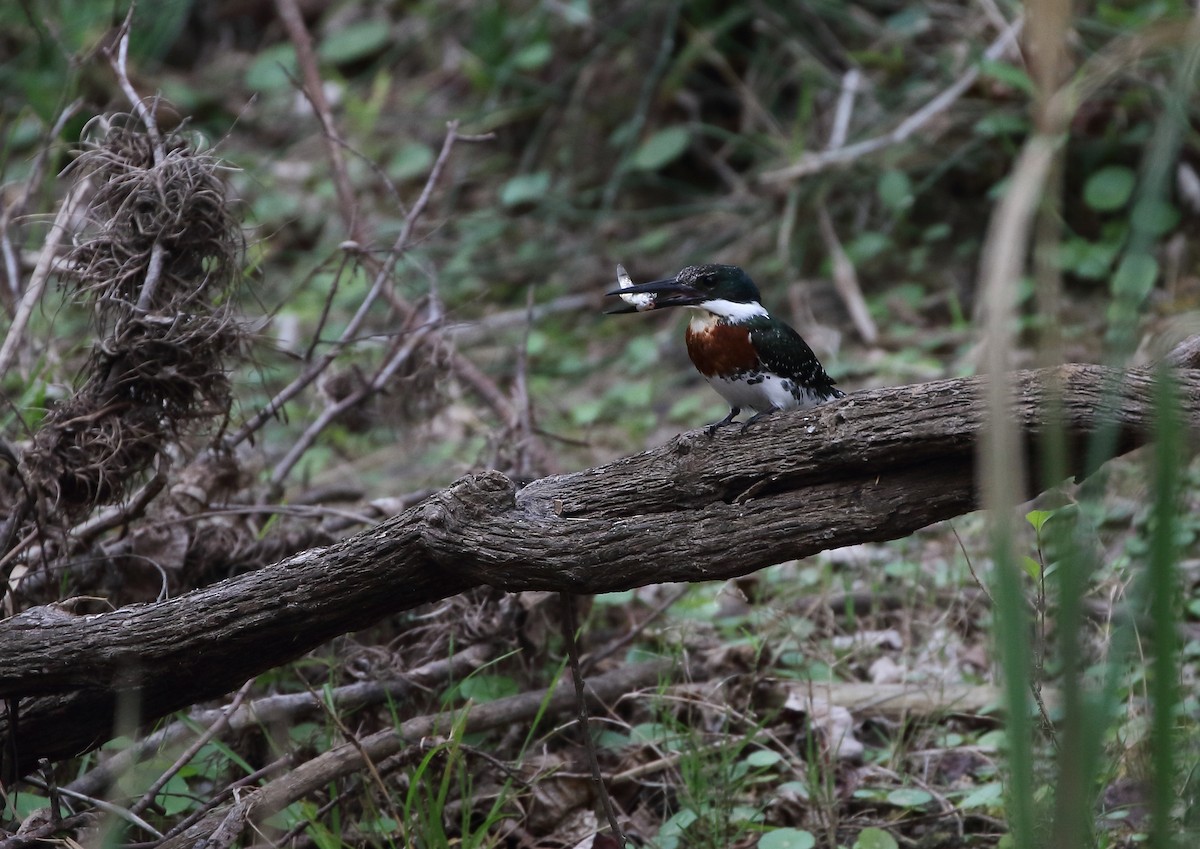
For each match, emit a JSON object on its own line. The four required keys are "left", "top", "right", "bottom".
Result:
{"left": 157, "top": 659, "right": 672, "bottom": 849}
{"left": 760, "top": 17, "right": 1024, "bottom": 184}
{"left": 65, "top": 644, "right": 493, "bottom": 800}
{"left": 229, "top": 122, "right": 466, "bottom": 448}
{"left": 272, "top": 0, "right": 362, "bottom": 243}
{"left": 267, "top": 313, "right": 441, "bottom": 488}
{"left": 105, "top": 14, "right": 163, "bottom": 165}
{"left": 0, "top": 182, "right": 90, "bottom": 376}
{"left": 817, "top": 203, "right": 877, "bottom": 344}
{"left": 128, "top": 679, "right": 255, "bottom": 817}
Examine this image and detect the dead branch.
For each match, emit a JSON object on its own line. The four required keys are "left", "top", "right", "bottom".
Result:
{"left": 273, "top": 0, "right": 363, "bottom": 243}
{"left": 156, "top": 659, "right": 672, "bottom": 849}
{"left": 759, "top": 17, "right": 1024, "bottom": 184}
{"left": 1, "top": 360, "right": 1198, "bottom": 773}
{"left": 227, "top": 122, "right": 466, "bottom": 449}
{"left": 65, "top": 643, "right": 493, "bottom": 799}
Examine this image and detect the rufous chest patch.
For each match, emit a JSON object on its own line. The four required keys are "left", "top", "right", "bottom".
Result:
{"left": 685, "top": 317, "right": 760, "bottom": 378}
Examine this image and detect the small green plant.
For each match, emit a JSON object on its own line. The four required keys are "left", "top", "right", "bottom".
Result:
{"left": 646, "top": 698, "right": 786, "bottom": 849}
{"left": 401, "top": 711, "right": 514, "bottom": 849}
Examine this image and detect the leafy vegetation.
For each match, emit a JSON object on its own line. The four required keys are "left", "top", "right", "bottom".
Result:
{"left": 2, "top": 0, "right": 1200, "bottom": 847}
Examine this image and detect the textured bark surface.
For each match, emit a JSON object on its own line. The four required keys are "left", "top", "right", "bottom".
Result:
{"left": 1, "top": 362, "right": 1197, "bottom": 773}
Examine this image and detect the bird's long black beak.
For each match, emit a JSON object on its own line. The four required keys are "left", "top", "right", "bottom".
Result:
{"left": 604, "top": 277, "right": 704, "bottom": 314}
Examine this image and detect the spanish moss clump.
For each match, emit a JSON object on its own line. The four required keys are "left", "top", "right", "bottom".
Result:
{"left": 21, "top": 115, "right": 245, "bottom": 518}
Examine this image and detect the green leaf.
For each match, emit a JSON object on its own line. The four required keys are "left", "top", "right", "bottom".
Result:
{"left": 854, "top": 827, "right": 899, "bottom": 849}
{"left": 569, "top": 398, "right": 604, "bottom": 426}
{"left": 922, "top": 222, "right": 951, "bottom": 242}
{"left": 157, "top": 773, "right": 195, "bottom": 815}
{"left": 245, "top": 44, "right": 299, "bottom": 92}
{"left": 1058, "top": 237, "right": 1120, "bottom": 280}
{"left": 744, "top": 749, "right": 784, "bottom": 768}
{"left": 885, "top": 8, "right": 930, "bottom": 35}
{"left": 778, "top": 780, "right": 811, "bottom": 800}
{"left": 758, "top": 828, "right": 816, "bottom": 849}
{"left": 877, "top": 170, "right": 913, "bottom": 211}
{"left": 659, "top": 808, "right": 699, "bottom": 842}
{"left": 886, "top": 787, "right": 933, "bottom": 807}
{"left": 667, "top": 393, "right": 709, "bottom": 423}
{"left": 1083, "top": 166, "right": 1136, "bottom": 212}
{"left": 8, "top": 794, "right": 49, "bottom": 821}
{"left": 1025, "top": 509, "right": 1053, "bottom": 532}
{"left": 513, "top": 41, "right": 552, "bottom": 70}
{"left": 960, "top": 780, "right": 1005, "bottom": 808}
{"left": 596, "top": 729, "right": 631, "bottom": 748}
{"left": 622, "top": 335, "right": 660, "bottom": 373}
{"left": 594, "top": 590, "right": 635, "bottom": 606}
{"left": 456, "top": 674, "right": 518, "bottom": 702}
{"left": 629, "top": 722, "right": 676, "bottom": 743}
{"left": 1021, "top": 556, "right": 1043, "bottom": 581}
{"left": 318, "top": 21, "right": 391, "bottom": 65}
{"left": 979, "top": 59, "right": 1036, "bottom": 95}
{"left": 630, "top": 126, "right": 691, "bottom": 171}
{"left": 499, "top": 172, "right": 550, "bottom": 207}
{"left": 388, "top": 142, "right": 435, "bottom": 181}
{"left": 974, "top": 113, "right": 1028, "bottom": 137}
{"left": 846, "top": 231, "right": 890, "bottom": 263}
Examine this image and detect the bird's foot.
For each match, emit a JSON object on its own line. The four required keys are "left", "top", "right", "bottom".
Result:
{"left": 739, "top": 408, "right": 778, "bottom": 432}
{"left": 705, "top": 407, "right": 741, "bottom": 436}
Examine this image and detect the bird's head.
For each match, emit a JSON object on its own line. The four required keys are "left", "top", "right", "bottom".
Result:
{"left": 605, "top": 264, "right": 767, "bottom": 318}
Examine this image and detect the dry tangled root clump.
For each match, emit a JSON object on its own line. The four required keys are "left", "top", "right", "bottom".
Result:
{"left": 20, "top": 115, "right": 246, "bottom": 518}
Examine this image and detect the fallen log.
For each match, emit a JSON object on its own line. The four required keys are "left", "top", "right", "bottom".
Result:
{"left": 1, "top": 360, "right": 1196, "bottom": 773}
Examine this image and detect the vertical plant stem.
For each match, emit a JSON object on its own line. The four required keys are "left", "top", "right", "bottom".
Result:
{"left": 978, "top": 133, "right": 1059, "bottom": 845}
{"left": 1147, "top": 367, "right": 1181, "bottom": 849}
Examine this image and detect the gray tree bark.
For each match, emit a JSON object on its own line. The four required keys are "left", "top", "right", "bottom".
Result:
{"left": 1, "top": 361, "right": 1195, "bottom": 774}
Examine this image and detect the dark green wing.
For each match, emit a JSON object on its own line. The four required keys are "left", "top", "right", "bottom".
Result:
{"left": 747, "top": 317, "right": 841, "bottom": 397}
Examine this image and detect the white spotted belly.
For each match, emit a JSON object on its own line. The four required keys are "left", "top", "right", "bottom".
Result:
{"left": 705, "top": 372, "right": 827, "bottom": 414}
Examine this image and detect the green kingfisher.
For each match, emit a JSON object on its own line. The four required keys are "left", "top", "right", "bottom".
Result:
{"left": 606, "top": 263, "right": 844, "bottom": 433}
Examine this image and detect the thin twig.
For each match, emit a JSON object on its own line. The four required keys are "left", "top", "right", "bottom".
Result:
{"left": 153, "top": 660, "right": 668, "bottom": 849}
{"left": 559, "top": 593, "right": 628, "bottom": 847}
{"left": 128, "top": 679, "right": 256, "bottom": 817}
{"left": 443, "top": 292, "right": 592, "bottom": 347}
{"left": 0, "top": 181, "right": 90, "bottom": 376}
{"left": 267, "top": 311, "right": 440, "bottom": 489}
{"left": 265, "top": 780, "right": 340, "bottom": 848}
{"left": 817, "top": 202, "right": 877, "bottom": 344}
{"left": 509, "top": 286, "right": 539, "bottom": 480}
{"left": 303, "top": 680, "right": 406, "bottom": 833}
{"left": 0, "top": 202, "right": 20, "bottom": 305}
{"left": 136, "top": 241, "right": 166, "bottom": 312}
{"left": 303, "top": 250, "right": 353, "bottom": 363}
{"left": 20, "top": 777, "right": 163, "bottom": 838}
{"left": 234, "top": 17, "right": 511, "bottom": 453}
{"left": 273, "top": 0, "right": 363, "bottom": 243}
{"left": 0, "top": 99, "right": 84, "bottom": 303}
{"left": 827, "top": 68, "right": 862, "bottom": 151}
{"left": 105, "top": 10, "right": 164, "bottom": 166}
{"left": 580, "top": 586, "right": 688, "bottom": 675}
{"left": 229, "top": 122, "right": 464, "bottom": 448}
{"left": 150, "top": 755, "right": 293, "bottom": 845}
{"left": 66, "top": 645, "right": 493, "bottom": 801}
{"left": 760, "top": 17, "right": 1024, "bottom": 184}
